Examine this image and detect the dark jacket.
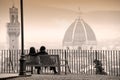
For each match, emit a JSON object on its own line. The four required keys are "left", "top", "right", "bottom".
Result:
{"left": 36, "top": 51, "right": 48, "bottom": 55}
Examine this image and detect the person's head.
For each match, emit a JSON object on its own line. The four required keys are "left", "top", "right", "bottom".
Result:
{"left": 94, "top": 59, "right": 100, "bottom": 64}
{"left": 40, "top": 46, "right": 46, "bottom": 52}
{"left": 29, "top": 47, "right": 36, "bottom": 53}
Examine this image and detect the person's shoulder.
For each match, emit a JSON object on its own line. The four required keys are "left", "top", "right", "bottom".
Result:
{"left": 36, "top": 52, "right": 41, "bottom": 55}
{"left": 29, "top": 53, "right": 36, "bottom": 56}
{"left": 37, "top": 52, "right": 41, "bottom": 54}
{"left": 45, "top": 52, "right": 48, "bottom": 54}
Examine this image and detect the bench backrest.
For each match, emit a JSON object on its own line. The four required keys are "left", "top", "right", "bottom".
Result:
{"left": 26, "top": 55, "right": 60, "bottom": 67}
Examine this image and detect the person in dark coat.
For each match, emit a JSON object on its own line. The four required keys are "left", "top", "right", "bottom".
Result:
{"left": 28, "top": 47, "right": 36, "bottom": 74}
{"left": 36, "top": 46, "right": 57, "bottom": 74}
{"left": 93, "top": 59, "right": 107, "bottom": 75}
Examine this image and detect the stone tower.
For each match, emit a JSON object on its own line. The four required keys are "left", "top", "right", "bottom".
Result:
{"left": 7, "top": 6, "right": 20, "bottom": 50}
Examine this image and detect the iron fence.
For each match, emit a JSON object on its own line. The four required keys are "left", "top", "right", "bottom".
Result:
{"left": 0, "top": 49, "right": 120, "bottom": 76}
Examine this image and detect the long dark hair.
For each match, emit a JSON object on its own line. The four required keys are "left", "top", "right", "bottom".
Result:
{"left": 29, "top": 47, "right": 36, "bottom": 55}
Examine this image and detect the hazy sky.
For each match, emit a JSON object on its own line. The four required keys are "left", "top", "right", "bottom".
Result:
{"left": 0, "top": 0, "right": 120, "bottom": 49}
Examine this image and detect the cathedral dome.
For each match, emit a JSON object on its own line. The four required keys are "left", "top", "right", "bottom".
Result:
{"left": 63, "top": 17, "right": 97, "bottom": 49}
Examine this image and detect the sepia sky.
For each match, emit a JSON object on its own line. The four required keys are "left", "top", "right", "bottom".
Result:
{"left": 0, "top": 0, "right": 120, "bottom": 49}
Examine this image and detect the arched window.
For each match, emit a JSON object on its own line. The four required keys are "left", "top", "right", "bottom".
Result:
{"left": 66, "top": 47, "right": 70, "bottom": 50}
{"left": 78, "top": 46, "right": 82, "bottom": 50}
{"left": 11, "top": 15, "right": 15, "bottom": 23}
{"left": 90, "top": 47, "right": 93, "bottom": 50}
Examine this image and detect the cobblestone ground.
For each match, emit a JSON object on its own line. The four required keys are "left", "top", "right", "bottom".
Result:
{"left": 7, "top": 74, "right": 120, "bottom": 80}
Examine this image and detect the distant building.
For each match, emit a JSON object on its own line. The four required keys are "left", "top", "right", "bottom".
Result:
{"left": 63, "top": 16, "right": 97, "bottom": 50}
{"left": 7, "top": 6, "right": 20, "bottom": 50}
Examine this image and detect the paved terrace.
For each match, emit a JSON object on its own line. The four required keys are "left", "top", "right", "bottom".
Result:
{"left": 0, "top": 74, "right": 120, "bottom": 80}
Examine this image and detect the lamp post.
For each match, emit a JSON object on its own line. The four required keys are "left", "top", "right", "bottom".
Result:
{"left": 19, "top": 0, "right": 26, "bottom": 75}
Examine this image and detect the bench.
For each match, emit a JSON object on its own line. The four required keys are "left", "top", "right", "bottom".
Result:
{"left": 25, "top": 55, "right": 61, "bottom": 74}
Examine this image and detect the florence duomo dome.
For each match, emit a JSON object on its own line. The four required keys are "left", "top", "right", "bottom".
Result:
{"left": 63, "top": 16, "right": 97, "bottom": 50}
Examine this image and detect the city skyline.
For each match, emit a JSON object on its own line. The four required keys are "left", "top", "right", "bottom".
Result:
{"left": 0, "top": 0, "right": 120, "bottom": 49}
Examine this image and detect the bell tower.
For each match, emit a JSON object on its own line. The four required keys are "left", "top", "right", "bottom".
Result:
{"left": 7, "top": 6, "right": 20, "bottom": 50}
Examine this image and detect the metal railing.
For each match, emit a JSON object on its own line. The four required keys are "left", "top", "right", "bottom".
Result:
{"left": 0, "top": 49, "right": 120, "bottom": 76}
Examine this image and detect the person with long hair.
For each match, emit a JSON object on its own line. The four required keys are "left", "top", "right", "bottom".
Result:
{"left": 28, "top": 47, "right": 36, "bottom": 74}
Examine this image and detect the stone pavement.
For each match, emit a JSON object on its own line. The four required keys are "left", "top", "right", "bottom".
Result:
{"left": 2, "top": 74, "right": 120, "bottom": 80}
{"left": 0, "top": 73, "right": 19, "bottom": 80}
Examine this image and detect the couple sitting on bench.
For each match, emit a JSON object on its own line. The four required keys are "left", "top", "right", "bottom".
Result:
{"left": 29, "top": 46, "right": 58, "bottom": 74}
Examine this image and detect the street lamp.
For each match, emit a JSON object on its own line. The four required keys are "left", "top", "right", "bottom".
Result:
{"left": 19, "top": 0, "right": 26, "bottom": 76}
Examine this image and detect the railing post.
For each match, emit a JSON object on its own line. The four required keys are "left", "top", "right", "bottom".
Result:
{"left": 95, "top": 50, "right": 97, "bottom": 60}
{"left": 119, "top": 51, "right": 120, "bottom": 76}
{"left": 1, "top": 50, "right": 3, "bottom": 73}
{"left": 65, "top": 50, "right": 67, "bottom": 75}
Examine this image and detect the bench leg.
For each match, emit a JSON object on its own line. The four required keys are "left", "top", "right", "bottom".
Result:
{"left": 58, "top": 66, "right": 61, "bottom": 74}
{"left": 37, "top": 67, "right": 41, "bottom": 74}
{"left": 31, "top": 67, "right": 33, "bottom": 74}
